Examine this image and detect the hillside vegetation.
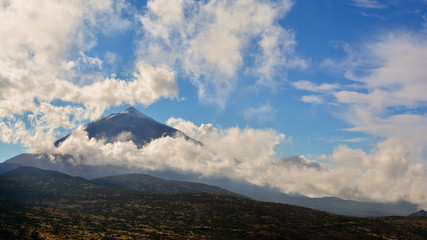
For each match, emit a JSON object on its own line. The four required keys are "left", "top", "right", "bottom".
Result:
{"left": 0, "top": 167, "right": 426, "bottom": 239}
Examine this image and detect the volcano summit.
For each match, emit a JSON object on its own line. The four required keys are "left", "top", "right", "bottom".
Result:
{"left": 55, "top": 107, "right": 192, "bottom": 148}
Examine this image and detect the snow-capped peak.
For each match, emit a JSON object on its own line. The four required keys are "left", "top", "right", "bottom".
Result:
{"left": 121, "top": 107, "right": 150, "bottom": 119}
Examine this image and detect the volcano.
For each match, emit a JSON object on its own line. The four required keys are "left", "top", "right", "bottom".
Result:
{"left": 3, "top": 107, "right": 198, "bottom": 179}
{"left": 55, "top": 107, "right": 193, "bottom": 148}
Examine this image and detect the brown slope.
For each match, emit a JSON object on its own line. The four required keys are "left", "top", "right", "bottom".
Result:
{"left": 0, "top": 167, "right": 424, "bottom": 239}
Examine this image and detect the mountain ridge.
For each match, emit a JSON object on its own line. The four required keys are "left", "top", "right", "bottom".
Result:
{"left": 3, "top": 152, "right": 418, "bottom": 217}
{"left": 1, "top": 166, "right": 425, "bottom": 239}
{"left": 92, "top": 172, "right": 246, "bottom": 198}
{"left": 0, "top": 166, "right": 244, "bottom": 198}
{"left": 0, "top": 162, "right": 22, "bottom": 175}
{"left": 410, "top": 210, "right": 427, "bottom": 217}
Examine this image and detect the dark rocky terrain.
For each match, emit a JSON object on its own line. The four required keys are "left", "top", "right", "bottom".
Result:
{"left": 1, "top": 166, "right": 426, "bottom": 239}
{"left": 409, "top": 210, "right": 427, "bottom": 217}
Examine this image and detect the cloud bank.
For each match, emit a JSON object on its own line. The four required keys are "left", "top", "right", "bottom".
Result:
{"left": 52, "top": 118, "right": 285, "bottom": 179}
{"left": 48, "top": 116, "right": 427, "bottom": 209}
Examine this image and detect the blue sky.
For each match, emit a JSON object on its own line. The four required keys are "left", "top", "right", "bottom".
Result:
{"left": 1, "top": 0, "right": 427, "bottom": 206}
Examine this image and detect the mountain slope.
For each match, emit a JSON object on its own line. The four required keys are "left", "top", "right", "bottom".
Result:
{"left": 0, "top": 167, "right": 245, "bottom": 199}
{"left": 0, "top": 162, "right": 22, "bottom": 175}
{"left": 410, "top": 210, "right": 427, "bottom": 217}
{"left": 4, "top": 153, "right": 135, "bottom": 179}
{"left": 3, "top": 153, "right": 417, "bottom": 217}
{"left": 92, "top": 173, "right": 245, "bottom": 198}
{"left": 0, "top": 166, "right": 424, "bottom": 239}
{"left": 0, "top": 166, "right": 114, "bottom": 202}
{"left": 55, "top": 107, "right": 194, "bottom": 148}
{"left": 210, "top": 176, "right": 418, "bottom": 217}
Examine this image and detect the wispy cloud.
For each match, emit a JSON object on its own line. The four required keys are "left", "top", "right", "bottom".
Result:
{"left": 292, "top": 81, "right": 339, "bottom": 93}
{"left": 350, "top": 0, "right": 387, "bottom": 9}
{"left": 337, "top": 138, "right": 368, "bottom": 143}
{"left": 292, "top": 81, "right": 339, "bottom": 104}
{"left": 301, "top": 95, "right": 323, "bottom": 104}
{"left": 243, "top": 103, "right": 278, "bottom": 123}
{"left": 291, "top": 28, "right": 427, "bottom": 208}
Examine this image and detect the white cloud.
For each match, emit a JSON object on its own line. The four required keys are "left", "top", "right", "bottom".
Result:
{"left": 0, "top": 0, "right": 178, "bottom": 153}
{"left": 243, "top": 103, "right": 277, "bottom": 122}
{"left": 138, "top": 0, "right": 304, "bottom": 106}
{"left": 293, "top": 30, "right": 427, "bottom": 145}
{"left": 77, "top": 52, "right": 103, "bottom": 71}
{"left": 338, "top": 137, "right": 368, "bottom": 143}
{"left": 166, "top": 117, "right": 285, "bottom": 164}
{"left": 279, "top": 155, "right": 322, "bottom": 170}
{"left": 339, "top": 32, "right": 427, "bottom": 110}
{"left": 0, "top": 104, "right": 90, "bottom": 152}
{"left": 292, "top": 81, "right": 339, "bottom": 105}
{"left": 290, "top": 29, "right": 427, "bottom": 208}
{"left": 140, "top": 0, "right": 185, "bottom": 41}
{"left": 292, "top": 80, "right": 339, "bottom": 93}
{"left": 331, "top": 31, "right": 427, "bottom": 141}
{"left": 350, "top": 0, "right": 387, "bottom": 9}
{"left": 104, "top": 51, "right": 119, "bottom": 66}
{"left": 165, "top": 117, "right": 199, "bottom": 139}
{"left": 328, "top": 139, "right": 427, "bottom": 205}
{"left": 53, "top": 118, "right": 286, "bottom": 179}
{"left": 301, "top": 95, "right": 323, "bottom": 104}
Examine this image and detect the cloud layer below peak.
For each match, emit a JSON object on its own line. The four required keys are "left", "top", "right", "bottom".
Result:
{"left": 47, "top": 116, "right": 427, "bottom": 209}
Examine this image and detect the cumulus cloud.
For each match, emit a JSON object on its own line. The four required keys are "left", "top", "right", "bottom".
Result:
{"left": 327, "top": 139, "right": 427, "bottom": 205}
{"left": 279, "top": 155, "right": 322, "bottom": 170}
{"left": 166, "top": 117, "right": 284, "bottom": 164}
{"left": 71, "top": 61, "right": 178, "bottom": 110}
{"left": 138, "top": 0, "right": 304, "bottom": 106}
{"left": 0, "top": 0, "right": 177, "bottom": 114}
{"left": 0, "top": 0, "right": 178, "bottom": 152}
{"left": 52, "top": 118, "right": 286, "bottom": 179}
